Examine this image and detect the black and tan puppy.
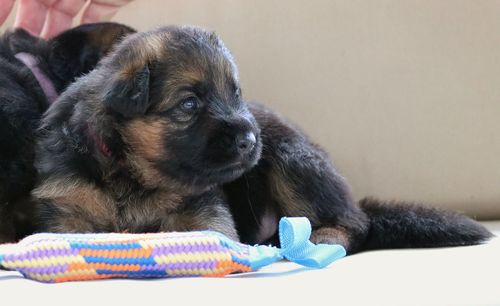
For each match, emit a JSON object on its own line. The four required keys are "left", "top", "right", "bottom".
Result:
{"left": 34, "top": 25, "right": 492, "bottom": 253}
{"left": 0, "top": 22, "right": 135, "bottom": 242}
{"left": 34, "top": 26, "right": 248, "bottom": 239}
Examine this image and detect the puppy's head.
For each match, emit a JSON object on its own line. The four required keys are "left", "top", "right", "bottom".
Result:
{"left": 7, "top": 22, "right": 135, "bottom": 93}
{"left": 47, "top": 22, "right": 136, "bottom": 91}
{"left": 90, "top": 26, "right": 261, "bottom": 190}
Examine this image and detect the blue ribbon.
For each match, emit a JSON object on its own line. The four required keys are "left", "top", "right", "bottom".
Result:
{"left": 248, "top": 217, "right": 346, "bottom": 270}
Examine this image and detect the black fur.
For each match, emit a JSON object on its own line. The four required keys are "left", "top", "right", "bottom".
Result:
{"left": 0, "top": 23, "right": 135, "bottom": 242}
{"left": 358, "top": 198, "right": 493, "bottom": 250}
{"left": 103, "top": 65, "right": 151, "bottom": 117}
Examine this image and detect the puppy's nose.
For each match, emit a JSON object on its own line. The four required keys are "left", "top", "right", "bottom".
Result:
{"left": 236, "top": 132, "right": 256, "bottom": 155}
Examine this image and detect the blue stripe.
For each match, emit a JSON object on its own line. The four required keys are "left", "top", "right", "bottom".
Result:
{"left": 231, "top": 254, "right": 251, "bottom": 267}
{"left": 96, "top": 269, "right": 168, "bottom": 277}
{"left": 83, "top": 256, "right": 157, "bottom": 265}
{"left": 70, "top": 242, "right": 143, "bottom": 250}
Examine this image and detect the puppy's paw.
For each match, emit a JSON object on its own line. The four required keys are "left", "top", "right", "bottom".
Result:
{"left": 310, "top": 226, "right": 350, "bottom": 248}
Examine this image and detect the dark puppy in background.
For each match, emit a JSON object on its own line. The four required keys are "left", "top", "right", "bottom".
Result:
{"left": 0, "top": 22, "right": 135, "bottom": 242}
{"left": 224, "top": 108, "right": 493, "bottom": 252}
{"left": 34, "top": 25, "right": 492, "bottom": 253}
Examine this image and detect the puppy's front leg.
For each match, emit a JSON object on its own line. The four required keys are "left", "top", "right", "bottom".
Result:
{"left": 265, "top": 160, "right": 369, "bottom": 253}
{"left": 36, "top": 199, "right": 116, "bottom": 233}
{"left": 159, "top": 189, "right": 239, "bottom": 241}
{"left": 34, "top": 181, "right": 118, "bottom": 233}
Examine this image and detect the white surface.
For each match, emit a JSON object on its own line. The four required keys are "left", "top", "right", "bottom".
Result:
{"left": 1, "top": 225, "right": 499, "bottom": 306}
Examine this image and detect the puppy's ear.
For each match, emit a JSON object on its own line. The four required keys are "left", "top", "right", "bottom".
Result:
{"left": 103, "top": 64, "right": 151, "bottom": 118}
{"left": 48, "top": 22, "right": 136, "bottom": 89}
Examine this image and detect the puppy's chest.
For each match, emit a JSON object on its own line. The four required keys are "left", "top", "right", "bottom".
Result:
{"left": 113, "top": 192, "right": 180, "bottom": 233}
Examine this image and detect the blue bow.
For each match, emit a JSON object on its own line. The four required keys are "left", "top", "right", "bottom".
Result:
{"left": 249, "top": 217, "right": 346, "bottom": 270}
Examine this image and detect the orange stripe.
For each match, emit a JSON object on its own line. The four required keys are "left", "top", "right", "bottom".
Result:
{"left": 78, "top": 248, "right": 152, "bottom": 258}
{"left": 203, "top": 261, "right": 252, "bottom": 277}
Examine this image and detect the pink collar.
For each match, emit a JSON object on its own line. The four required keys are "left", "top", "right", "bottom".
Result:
{"left": 15, "top": 52, "right": 59, "bottom": 105}
{"left": 87, "top": 122, "right": 112, "bottom": 158}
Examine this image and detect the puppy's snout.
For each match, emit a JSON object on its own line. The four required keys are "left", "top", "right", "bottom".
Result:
{"left": 236, "top": 131, "right": 256, "bottom": 155}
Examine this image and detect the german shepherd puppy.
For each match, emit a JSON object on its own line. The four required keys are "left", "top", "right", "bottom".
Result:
{"left": 0, "top": 23, "right": 135, "bottom": 242}
{"left": 34, "top": 25, "right": 492, "bottom": 253}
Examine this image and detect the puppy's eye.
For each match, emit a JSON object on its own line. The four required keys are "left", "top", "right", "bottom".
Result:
{"left": 180, "top": 97, "right": 199, "bottom": 112}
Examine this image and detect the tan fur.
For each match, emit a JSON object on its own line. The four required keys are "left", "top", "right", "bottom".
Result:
{"left": 54, "top": 217, "right": 103, "bottom": 233}
{"left": 159, "top": 201, "right": 238, "bottom": 240}
{"left": 118, "top": 118, "right": 175, "bottom": 189}
{"left": 34, "top": 179, "right": 188, "bottom": 233}
{"left": 118, "top": 33, "right": 167, "bottom": 79}
{"left": 310, "top": 226, "right": 352, "bottom": 248}
{"left": 33, "top": 179, "right": 118, "bottom": 231}
{"left": 180, "top": 68, "right": 204, "bottom": 84}
{"left": 268, "top": 166, "right": 318, "bottom": 223}
{"left": 117, "top": 189, "right": 183, "bottom": 232}
{"left": 34, "top": 176, "right": 234, "bottom": 234}
{"left": 125, "top": 118, "right": 169, "bottom": 160}
{"left": 87, "top": 24, "right": 132, "bottom": 54}
{"left": 127, "top": 155, "right": 168, "bottom": 189}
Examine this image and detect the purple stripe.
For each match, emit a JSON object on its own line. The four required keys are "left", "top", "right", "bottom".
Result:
{"left": 19, "top": 264, "right": 69, "bottom": 275}
{"left": 151, "top": 242, "right": 226, "bottom": 256}
{"left": 138, "top": 260, "right": 218, "bottom": 272}
{"left": 164, "top": 260, "right": 218, "bottom": 271}
{"left": 4, "top": 248, "right": 79, "bottom": 261}
{"left": 140, "top": 264, "right": 168, "bottom": 271}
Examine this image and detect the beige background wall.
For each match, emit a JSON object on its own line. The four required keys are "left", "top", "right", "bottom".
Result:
{"left": 2, "top": 1, "right": 500, "bottom": 218}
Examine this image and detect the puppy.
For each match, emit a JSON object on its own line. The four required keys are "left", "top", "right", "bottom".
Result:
{"left": 34, "top": 26, "right": 249, "bottom": 239}
{"left": 34, "top": 25, "right": 492, "bottom": 253}
{"left": 224, "top": 105, "right": 494, "bottom": 252}
{"left": 0, "top": 22, "right": 135, "bottom": 242}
